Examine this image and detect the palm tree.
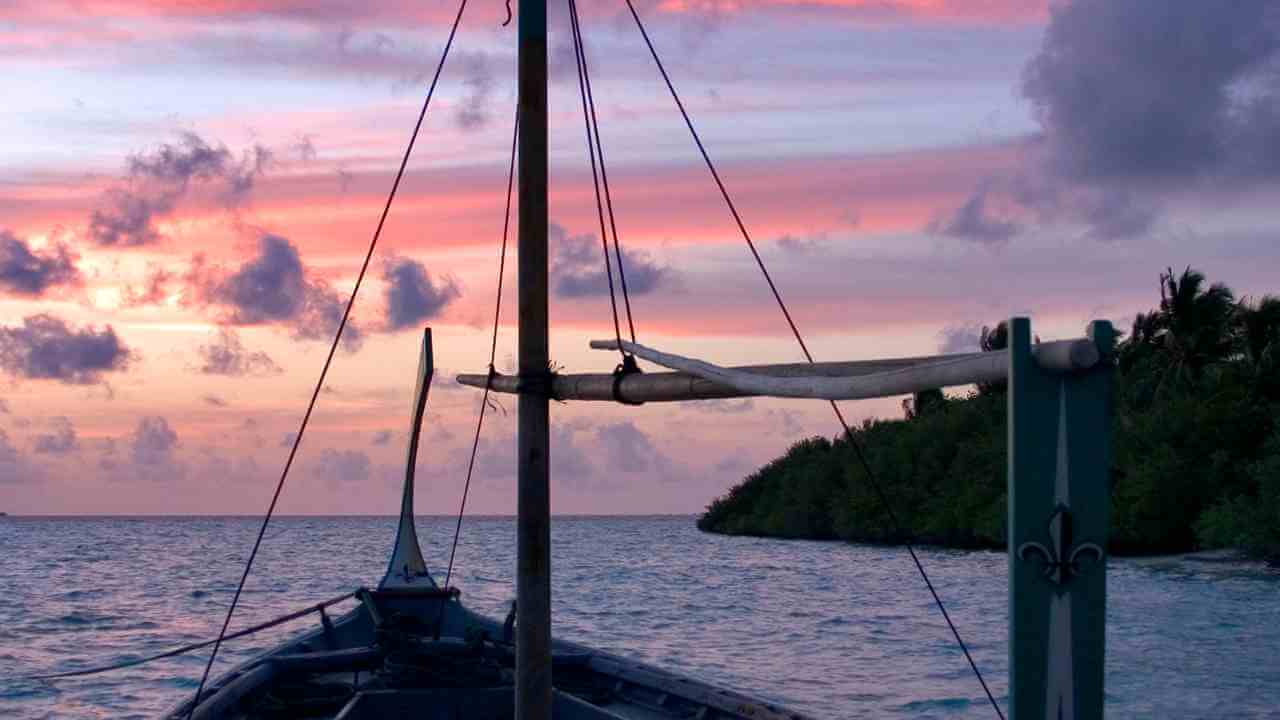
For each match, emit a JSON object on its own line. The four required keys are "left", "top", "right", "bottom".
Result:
{"left": 1156, "top": 266, "right": 1236, "bottom": 384}
{"left": 1236, "top": 295, "right": 1280, "bottom": 365}
{"left": 1234, "top": 294, "right": 1280, "bottom": 398}
{"left": 1118, "top": 310, "right": 1162, "bottom": 373}
{"left": 979, "top": 321, "right": 1008, "bottom": 352}
{"left": 976, "top": 321, "right": 1008, "bottom": 395}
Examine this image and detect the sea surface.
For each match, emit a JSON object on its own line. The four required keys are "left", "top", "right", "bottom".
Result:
{"left": 1, "top": 516, "right": 1277, "bottom": 719}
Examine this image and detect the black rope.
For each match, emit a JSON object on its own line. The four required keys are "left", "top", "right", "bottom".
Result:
{"left": 18, "top": 593, "right": 354, "bottom": 682}
{"left": 567, "top": 0, "right": 626, "bottom": 358}
{"left": 186, "top": 0, "right": 470, "bottom": 713}
{"left": 568, "top": 0, "right": 639, "bottom": 344}
{"left": 611, "top": 354, "right": 643, "bottom": 405}
{"left": 442, "top": 105, "right": 519, "bottom": 602}
{"left": 621, "top": 2, "right": 1005, "bottom": 717}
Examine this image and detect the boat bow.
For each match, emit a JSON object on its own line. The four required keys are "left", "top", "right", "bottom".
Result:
{"left": 381, "top": 327, "right": 435, "bottom": 590}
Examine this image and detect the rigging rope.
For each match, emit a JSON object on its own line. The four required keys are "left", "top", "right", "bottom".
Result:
{"left": 185, "top": 0, "right": 471, "bottom": 714}
{"left": 17, "top": 593, "right": 354, "bottom": 682}
{"left": 620, "top": 2, "right": 1005, "bottom": 717}
{"left": 568, "top": 0, "right": 639, "bottom": 345}
{"left": 442, "top": 105, "right": 520, "bottom": 602}
{"left": 568, "top": 0, "right": 626, "bottom": 357}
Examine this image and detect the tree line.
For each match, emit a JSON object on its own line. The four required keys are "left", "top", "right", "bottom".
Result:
{"left": 698, "top": 267, "right": 1280, "bottom": 562}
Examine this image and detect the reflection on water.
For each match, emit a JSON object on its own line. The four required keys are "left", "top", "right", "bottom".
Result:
{"left": 1, "top": 516, "right": 1277, "bottom": 718}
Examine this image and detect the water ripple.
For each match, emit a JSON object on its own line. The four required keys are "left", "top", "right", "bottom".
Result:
{"left": 2, "top": 517, "right": 1278, "bottom": 718}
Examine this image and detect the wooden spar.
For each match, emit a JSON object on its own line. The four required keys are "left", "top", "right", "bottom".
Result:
{"left": 515, "top": 0, "right": 552, "bottom": 716}
{"left": 588, "top": 338, "right": 1098, "bottom": 401}
{"left": 458, "top": 356, "right": 930, "bottom": 402}
{"left": 456, "top": 337, "right": 1099, "bottom": 403}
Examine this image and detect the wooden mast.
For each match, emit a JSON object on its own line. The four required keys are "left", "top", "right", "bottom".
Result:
{"left": 516, "top": 0, "right": 552, "bottom": 715}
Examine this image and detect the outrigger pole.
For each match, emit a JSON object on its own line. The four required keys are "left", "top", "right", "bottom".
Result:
{"left": 515, "top": 0, "right": 553, "bottom": 716}
{"left": 462, "top": 318, "right": 1116, "bottom": 719}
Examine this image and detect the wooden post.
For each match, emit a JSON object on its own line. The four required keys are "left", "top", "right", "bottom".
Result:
{"left": 1008, "top": 317, "right": 1114, "bottom": 719}
{"left": 516, "top": 0, "right": 552, "bottom": 716}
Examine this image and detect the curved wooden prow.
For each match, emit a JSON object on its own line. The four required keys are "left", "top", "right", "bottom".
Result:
{"left": 380, "top": 328, "right": 436, "bottom": 590}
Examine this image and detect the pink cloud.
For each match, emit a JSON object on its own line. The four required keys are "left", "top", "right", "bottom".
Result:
{"left": 4, "top": 0, "right": 1044, "bottom": 24}
{"left": 656, "top": 0, "right": 1045, "bottom": 24}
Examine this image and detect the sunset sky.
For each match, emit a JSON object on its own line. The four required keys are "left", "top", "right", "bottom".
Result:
{"left": 2, "top": 0, "right": 1278, "bottom": 515}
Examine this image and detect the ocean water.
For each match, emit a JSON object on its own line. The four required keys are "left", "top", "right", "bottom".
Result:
{"left": 1, "top": 516, "right": 1277, "bottom": 719}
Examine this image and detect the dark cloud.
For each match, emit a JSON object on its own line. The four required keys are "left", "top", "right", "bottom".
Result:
{"left": 936, "top": 324, "right": 983, "bottom": 354}
{"left": 123, "top": 265, "right": 175, "bottom": 307}
{"left": 192, "top": 448, "right": 263, "bottom": 486}
{"left": 98, "top": 416, "right": 186, "bottom": 482}
{"left": 550, "top": 224, "right": 669, "bottom": 298}
{"left": 200, "top": 234, "right": 362, "bottom": 350}
{"left": 442, "top": 430, "right": 516, "bottom": 486}
{"left": 311, "top": 448, "right": 371, "bottom": 484}
{"left": 0, "top": 398, "right": 9, "bottom": 414}
{"left": 89, "top": 132, "right": 270, "bottom": 247}
{"left": 454, "top": 52, "right": 494, "bottom": 131}
{"left": 0, "top": 314, "right": 132, "bottom": 384}
{"left": 33, "top": 416, "right": 78, "bottom": 455}
{"left": 594, "top": 421, "right": 679, "bottom": 483}
{"left": 127, "top": 132, "right": 266, "bottom": 195}
{"left": 933, "top": 2, "right": 1280, "bottom": 244}
{"left": 550, "top": 422, "right": 597, "bottom": 490}
{"left": 775, "top": 233, "right": 824, "bottom": 255}
{"left": 0, "top": 429, "right": 38, "bottom": 484}
{"left": 383, "top": 257, "right": 460, "bottom": 330}
{"left": 597, "top": 422, "right": 655, "bottom": 473}
{"left": 1023, "top": 0, "right": 1280, "bottom": 182}
{"left": 132, "top": 416, "right": 178, "bottom": 466}
{"left": 196, "top": 329, "right": 282, "bottom": 376}
{"left": 372, "top": 430, "right": 393, "bottom": 446}
{"left": 929, "top": 185, "right": 1019, "bottom": 245}
{"left": 1076, "top": 190, "right": 1159, "bottom": 242}
{"left": 205, "top": 235, "right": 306, "bottom": 322}
{"left": 203, "top": 394, "right": 229, "bottom": 407}
{"left": 89, "top": 188, "right": 167, "bottom": 247}
{"left": 0, "top": 231, "right": 80, "bottom": 296}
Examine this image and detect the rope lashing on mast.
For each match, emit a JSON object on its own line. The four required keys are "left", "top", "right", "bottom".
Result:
{"left": 611, "top": 353, "right": 644, "bottom": 405}
{"left": 185, "top": 0, "right": 472, "bottom": 714}
{"left": 620, "top": 2, "right": 1006, "bottom": 716}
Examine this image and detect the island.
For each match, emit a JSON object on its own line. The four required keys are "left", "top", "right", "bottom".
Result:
{"left": 699, "top": 267, "right": 1280, "bottom": 564}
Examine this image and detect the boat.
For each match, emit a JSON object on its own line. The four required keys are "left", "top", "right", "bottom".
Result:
{"left": 163, "top": 333, "right": 805, "bottom": 720}
{"left": 158, "top": 0, "right": 1120, "bottom": 714}
{"left": 161, "top": 0, "right": 818, "bottom": 716}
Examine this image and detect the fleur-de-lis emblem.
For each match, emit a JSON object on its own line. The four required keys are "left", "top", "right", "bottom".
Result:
{"left": 1017, "top": 504, "right": 1103, "bottom": 587}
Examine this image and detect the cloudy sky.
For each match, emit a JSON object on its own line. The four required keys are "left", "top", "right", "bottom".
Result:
{"left": 2, "top": 0, "right": 1278, "bottom": 515}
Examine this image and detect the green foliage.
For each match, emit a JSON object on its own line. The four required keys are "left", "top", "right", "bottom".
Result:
{"left": 700, "top": 267, "right": 1280, "bottom": 564}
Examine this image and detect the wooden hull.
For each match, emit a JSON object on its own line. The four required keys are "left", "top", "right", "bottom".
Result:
{"left": 163, "top": 586, "right": 808, "bottom": 720}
